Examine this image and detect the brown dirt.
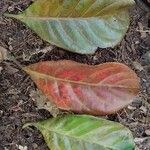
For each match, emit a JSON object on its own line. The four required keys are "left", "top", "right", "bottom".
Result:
{"left": 0, "top": 0, "right": 150, "bottom": 150}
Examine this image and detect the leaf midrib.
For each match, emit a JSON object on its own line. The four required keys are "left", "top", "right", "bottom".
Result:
{"left": 11, "top": 15, "right": 107, "bottom": 21}
{"left": 24, "top": 68, "right": 137, "bottom": 90}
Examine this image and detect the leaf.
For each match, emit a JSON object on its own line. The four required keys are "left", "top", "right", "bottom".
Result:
{"left": 23, "top": 60, "right": 139, "bottom": 115}
{"left": 5, "top": 0, "right": 135, "bottom": 54}
{"left": 30, "top": 90, "right": 60, "bottom": 117}
{"left": 24, "top": 115, "right": 135, "bottom": 150}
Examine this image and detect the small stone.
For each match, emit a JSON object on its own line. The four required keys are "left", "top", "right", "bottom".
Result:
{"left": 141, "top": 51, "right": 150, "bottom": 66}
{"left": 9, "top": 45, "right": 13, "bottom": 51}
{"left": 133, "top": 61, "right": 144, "bottom": 71}
{"left": 7, "top": 6, "right": 15, "bottom": 12}
{"left": 132, "top": 97, "right": 143, "bottom": 107}
{"left": 8, "top": 38, "right": 13, "bottom": 45}
{"left": 138, "top": 22, "right": 147, "bottom": 38}
{"left": 128, "top": 105, "right": 136, "bottom": 110}
{"left": 18, "top": 145, "right": 28, "bottom": 150}
{"left": 145, "top": 130, "right": 150, "bottom": 136}
{"left": 0, "top": 46, "right": 8, "bottom": 62}
{"left": 0, "top": 110, "right": 3, "bottom": 116}
{"left": 142, "top": 78, "right": 147, "bottom": 82}
{"left": 134, "top": 137, "right": 147, "bottom": 143}
{"left": 135, "top": 41, "right": 140, "bottom": 45}
{"left": 140, "top": 106, "right": 147, "bottom": 114}
{"left": 93, "top": 55, "right": 98, "bottom": 61}
{"left": 32, "top": 143, "right": 38, "bottom": 149}
{"left": 9, "top": 37, "right": 13, "bottom": 41}
{"left": 0, "top": 66, "right": 3, "bottom": 73}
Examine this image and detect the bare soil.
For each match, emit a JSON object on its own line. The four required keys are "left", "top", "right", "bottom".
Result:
{"left": 0, "top": 0, "right": 150, "bottom": 150}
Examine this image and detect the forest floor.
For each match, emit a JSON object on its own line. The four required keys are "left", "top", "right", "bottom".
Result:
{"left": 0, "top": 0, "right": 150, "bottom": 150}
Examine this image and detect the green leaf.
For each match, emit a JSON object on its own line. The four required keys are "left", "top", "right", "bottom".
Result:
{"left": 5, "top": 0, "right": 135, "bottom": 54}
{"left": 24, "top": 115, "right": 135, "bottom": 150}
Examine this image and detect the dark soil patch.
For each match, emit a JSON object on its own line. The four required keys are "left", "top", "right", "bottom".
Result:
{"left": 0, "top": 0, "right": 150, "bottom": 150}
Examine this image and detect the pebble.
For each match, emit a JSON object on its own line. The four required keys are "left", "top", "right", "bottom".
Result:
{"left": 32, "top": 143, "right": 38, "bottom": 149}
{"left": 0, "top": 110, "right": 4, "bottom": 117}
{"left": 132, "top": 97, "right": 143, "bottom": 107}
{"left": 140, "top": 106, "right": 147, "bottom": 114}
{"left": 145, "top": 130, "right": 150, "bottom": 136}
{"left": 0, "top": 46, "right": 8, "bottom": 62}
{"left": 133, "top": 61, "right": 144, "bottom": 71}
{"left": 0, "top": 66, "right": 3, "bottom": 73}
{"left": 141, "top": 51, "right": 150, "bottom": 66}
{"left": 9, "top": 45, "right": 13, "bottom": 51}
{"left": 18, "top": 145, "right": 28, "bottom": 150}
{"left": 128, "top": 105, "right": 136, "bottom": 110}
{"left": 7, "top": 6, "right": 15, "bottom": 12}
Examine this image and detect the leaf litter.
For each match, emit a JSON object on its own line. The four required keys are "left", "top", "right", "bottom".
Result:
{"left": 0, "top": 0, "right": 149, "bottom": 150}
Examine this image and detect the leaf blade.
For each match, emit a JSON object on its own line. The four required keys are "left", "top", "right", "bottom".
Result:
{"left": 6, "top": 0, "right": 135, "bottom": 54}
{"left": 24, "top": 115, "right": 135, "bottom": 150}
{"left": 23, "top": 60, "right": 139, "bottom": 115}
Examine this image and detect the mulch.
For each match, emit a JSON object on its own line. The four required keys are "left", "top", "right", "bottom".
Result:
{"left": 0, "top": 1, "right": 150, "bottom": 150}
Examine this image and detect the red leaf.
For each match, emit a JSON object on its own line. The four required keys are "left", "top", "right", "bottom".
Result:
{"left": 24, "top": 60, "right": 139, "bottom": 115}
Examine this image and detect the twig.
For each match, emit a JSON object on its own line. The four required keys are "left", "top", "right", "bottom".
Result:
{"left": 136, "top": 29, "right": 150, "bottom": 33}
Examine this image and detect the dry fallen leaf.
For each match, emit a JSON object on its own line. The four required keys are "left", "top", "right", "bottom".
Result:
{"left": 0, "top": 46, "right": 8, "bottom": 62}
{"left": 30, "top": 90, "right": 60, "bottom": 117}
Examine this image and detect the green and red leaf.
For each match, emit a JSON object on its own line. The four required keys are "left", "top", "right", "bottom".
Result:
{"left": 24, "top": 60, "right": 139, "bottom": 115}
